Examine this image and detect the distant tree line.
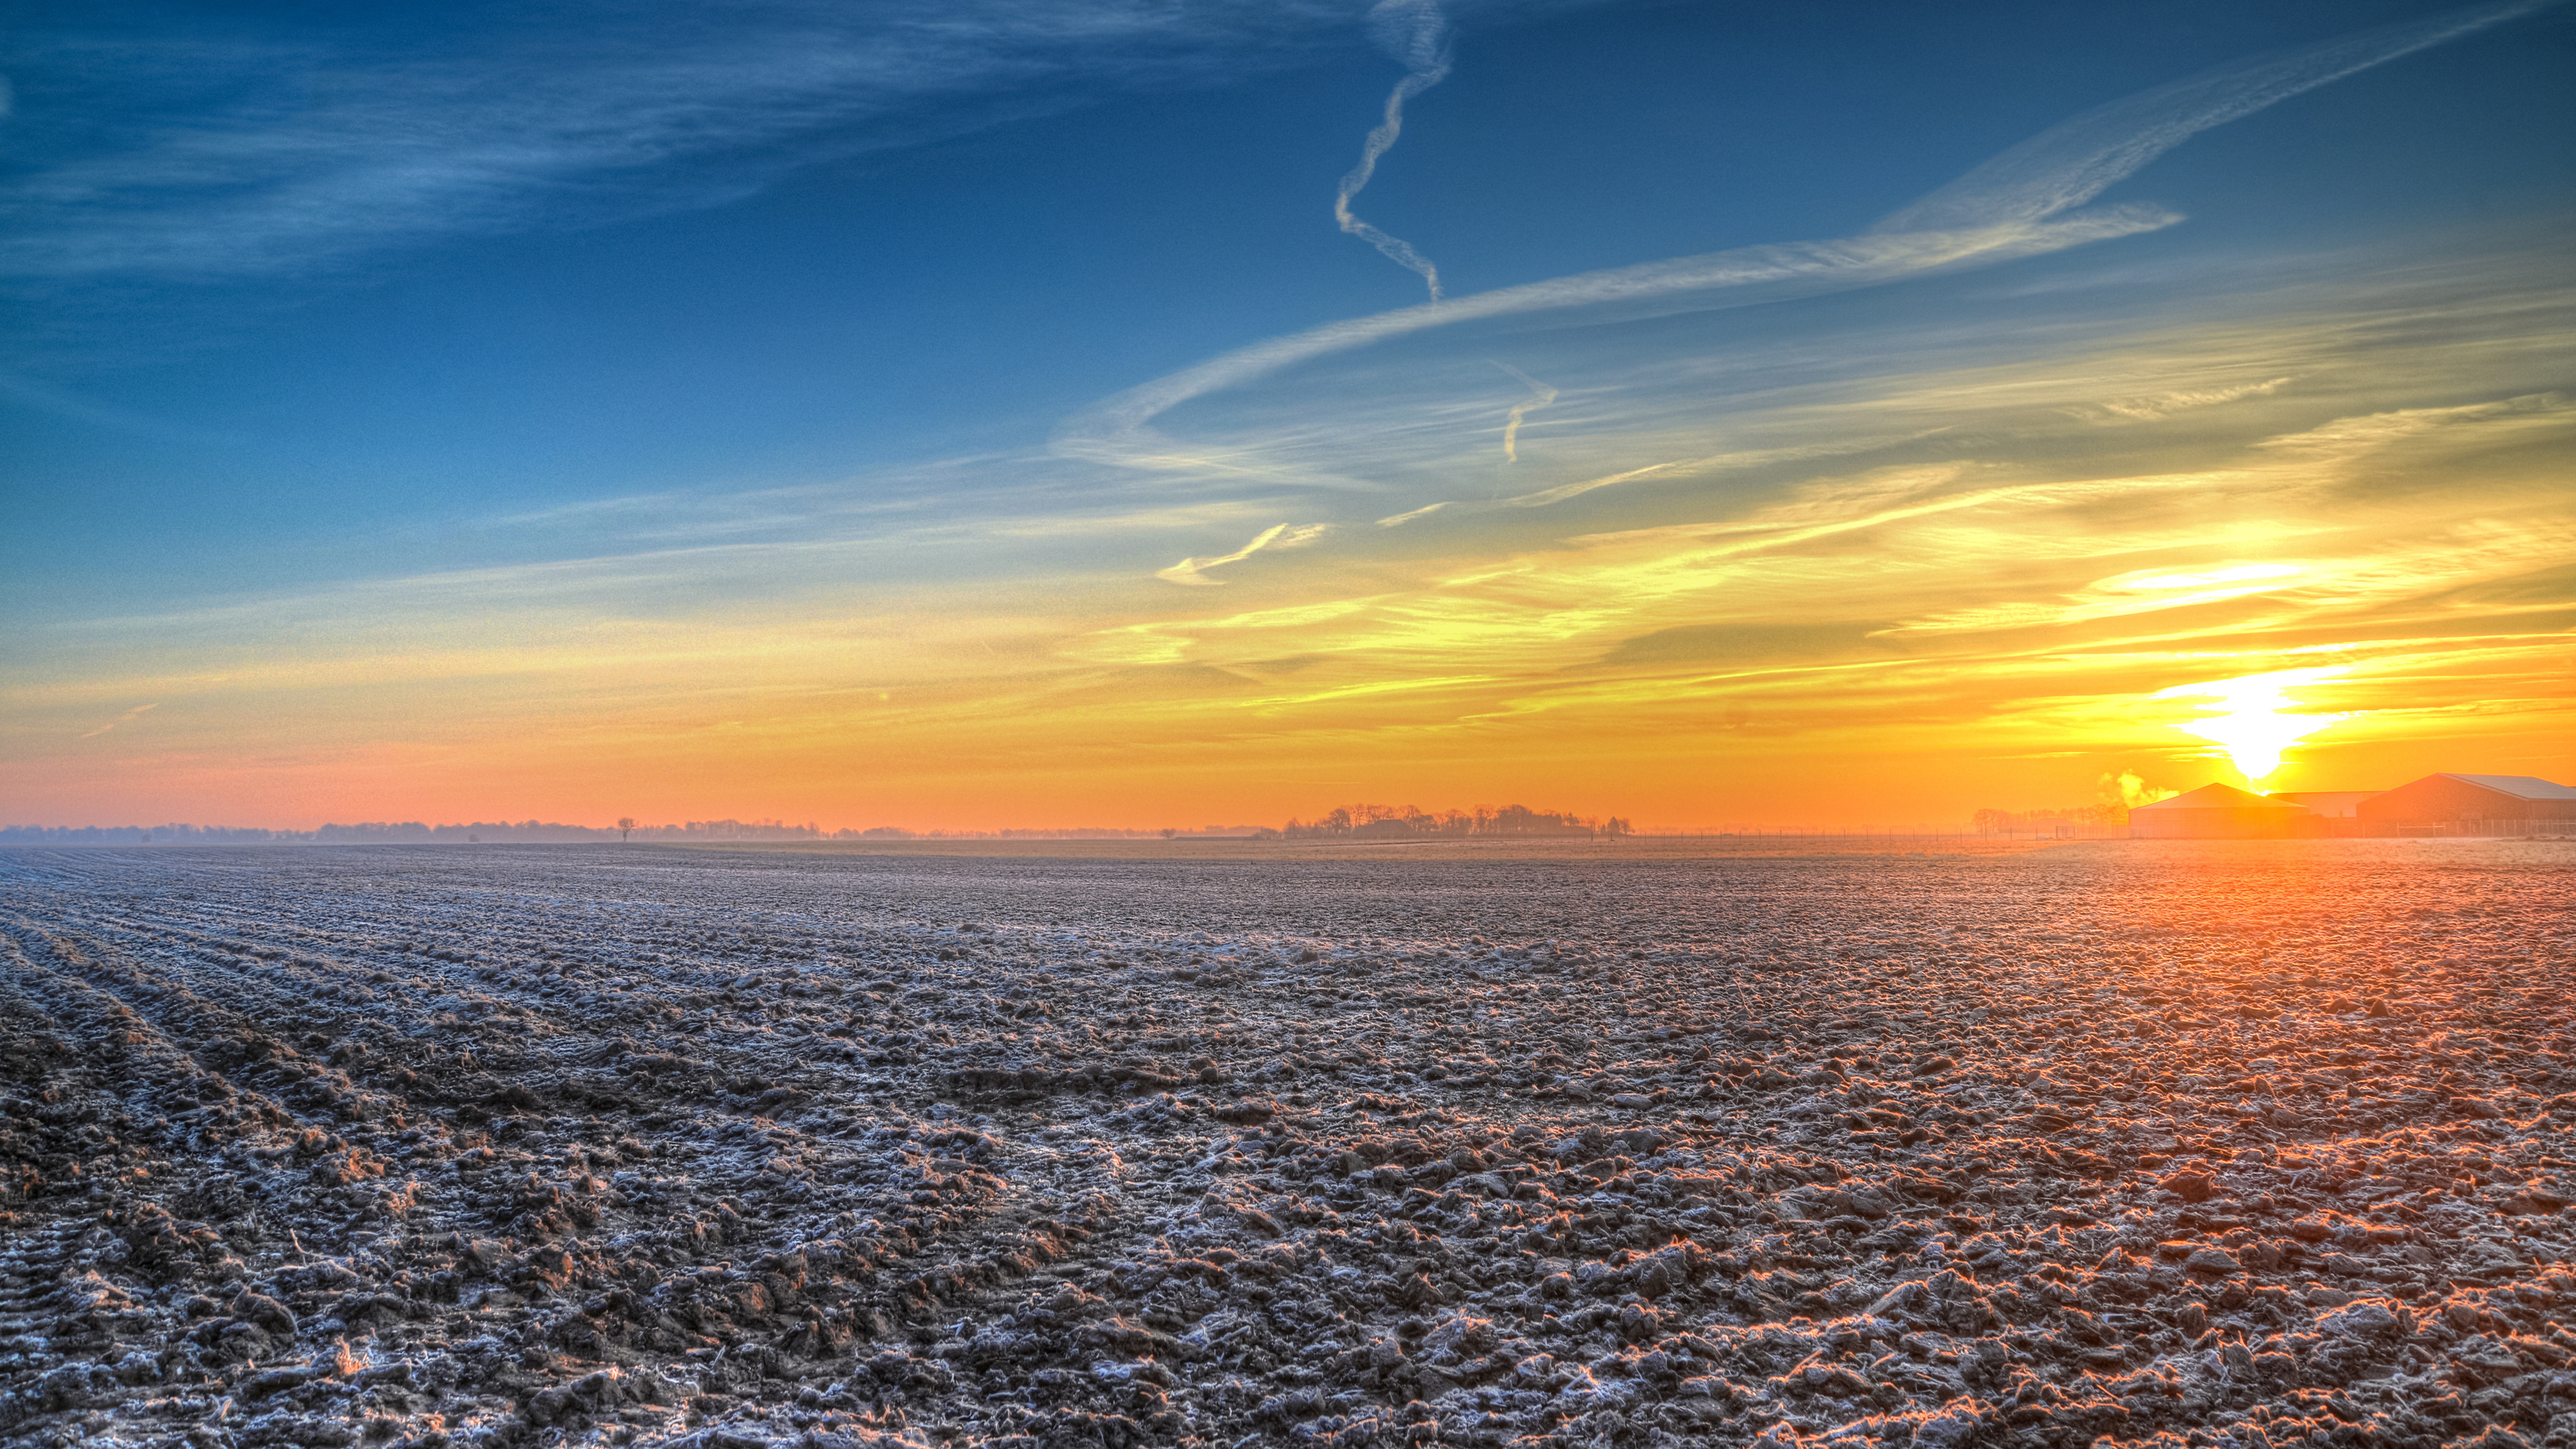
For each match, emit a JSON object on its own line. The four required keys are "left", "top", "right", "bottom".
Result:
{"left": 1971, "top": 804, "right": 2129, "bottom": 836}
{"left": 305, "top": 818, "right": 839, "bottom": 844}
{"left": 1, "top": 818, "right": 1258, "bottom": 845}
{"left": 1278, "top": 802, "right": 1632, "bottom": 839}
{"left": 0, "top": 823, "right": 301, "bottom": 845}
{"left": 0, "top": 818, "right": 836, "bottom": 845}
{"left": 6, "top": 808, "right": 1653, "bottom": 847}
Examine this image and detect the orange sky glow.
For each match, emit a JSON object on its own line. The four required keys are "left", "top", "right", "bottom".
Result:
{"left": 13, "top": 252, "right": 2570, "bottom": 832}
{"left": 6, "top": 9, "right": 2572, "bottom": 833}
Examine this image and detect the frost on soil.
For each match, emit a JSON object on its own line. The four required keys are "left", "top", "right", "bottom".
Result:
{"left": 1, "top": 841, "right": 2571, "bottom": 1449}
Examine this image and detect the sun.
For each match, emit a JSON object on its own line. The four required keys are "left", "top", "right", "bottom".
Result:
{"left": 2157, "top": 667, "right": 2351, "bottom": 781}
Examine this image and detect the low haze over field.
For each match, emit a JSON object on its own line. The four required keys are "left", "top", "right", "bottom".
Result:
{"left": 3, "top": 0, "right": 2571, "bottom": 830}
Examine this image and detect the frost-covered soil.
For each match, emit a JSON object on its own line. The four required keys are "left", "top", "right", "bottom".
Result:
{"left": 1, "top": 841, "right": 2571, "bottom": 1449}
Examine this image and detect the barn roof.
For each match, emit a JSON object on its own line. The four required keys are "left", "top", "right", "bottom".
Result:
{"left": 2133, "top": 782, "right": 2311, "bottom": 812}
{"left": 2267, "top": 790, "right": 2378, "bottom": 818}
{"left": 2438, "top": 773, "right": 2576, "bottom": 800}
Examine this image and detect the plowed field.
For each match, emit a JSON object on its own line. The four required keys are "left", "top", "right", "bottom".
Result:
{"left": 2, "top": 841, "right": 2569, "bottom": 1449}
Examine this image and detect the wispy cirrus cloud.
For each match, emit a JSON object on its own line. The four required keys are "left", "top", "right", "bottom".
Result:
{"left": 0, "top": 0, "right": 1574, "bottom": 287}
{"left": 1493, "top": 362, "right": 1556, "bottom": 463}
{"left": 2068, "top": 375, "right": 2294, "bottom": 423}
{"left": 1058, "top": 0, "right": 2547, "bottom": 498}
{"left": 1156, "top": 523, "right": 1331, "bottom": 586}
{"left": 1873, "top": 0, "right": 2553, "bottom": 235}
{"left": 1058, "top": 212, "right": 2182, "bottom": 477}
{"left": 1065, "top": 389, "right": 2575, "bottom": 729}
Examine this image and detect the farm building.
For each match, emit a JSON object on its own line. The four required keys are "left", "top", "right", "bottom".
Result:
{"left": 2356, "top": 773, "right": 2576, "bottom": 829}
{"left": 2266, "top": 790, "right": 2377, "bottom": 819}
{"left": 2129, "top": 782, "right": 2322, "bottom": 839}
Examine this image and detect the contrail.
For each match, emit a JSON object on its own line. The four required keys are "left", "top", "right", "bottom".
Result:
{"left": 1335, "top": 0, "right": 1451, "bottom": 301}
{"left": 79, "top": 702, "right": 158, "bottom": 739}
{"left": 1376, "top": 501, "right": 1450, "bottom": 527}
{"left": 1060, "top": 0, "right": 2542, "bottom": 473}
{"left": 1063, "top": 212, "right": 2169, "bottom": 470}
{"left": 1492, "top": 362, "right": 1557, "bottom": 463}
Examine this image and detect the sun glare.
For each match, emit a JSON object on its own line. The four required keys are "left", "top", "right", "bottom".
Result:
{"left": 2157, "top": 667, "right": 2351, "bottom": 780}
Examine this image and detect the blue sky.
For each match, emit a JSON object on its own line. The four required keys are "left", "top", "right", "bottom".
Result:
{"left": 4, "top": 0, "right": 2571, "bottom": 828}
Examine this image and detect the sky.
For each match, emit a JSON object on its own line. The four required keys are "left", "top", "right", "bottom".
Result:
{"left": 3, "top": 0, "right": 2571, "bottom": 831}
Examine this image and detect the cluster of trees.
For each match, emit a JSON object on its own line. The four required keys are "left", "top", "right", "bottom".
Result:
{"left": 1277, "top": 802, "right": 1633, "bottom": 839}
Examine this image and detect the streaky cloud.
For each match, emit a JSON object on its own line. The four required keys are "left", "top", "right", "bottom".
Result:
{"left": 0, "top": 370, "right": 234, "bottom": 443}
{"left": 1875, "top": 0, "right": 2553, "bottom": 234}
{"left": 1501, "top": 428, "right": 1959, "bottom": 509}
